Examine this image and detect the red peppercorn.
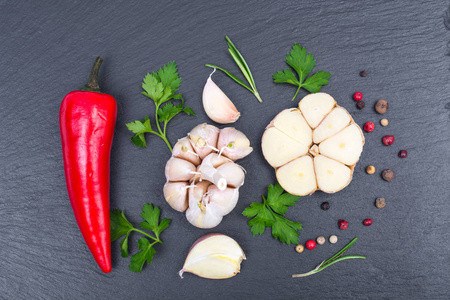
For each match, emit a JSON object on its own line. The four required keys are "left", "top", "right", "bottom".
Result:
{"left": 398, "top": 150, "right": 408, "bottom": 158}
{"left": 353, "top": 92, "right": 363, "bottom": 101}
{"left": 363, "top": 121, "right": 375, "bottom": 132}
{"left": 363, "top": 219, "right": 373, "bottom": 226}
{"left": 382, "top": 135, "right": 395, "bottom": 146}
{"left": 338, "top": 219, "right": 348, "bottom": 230}
{"left": 305, "top": 240, "right": 316, "bottom": 250}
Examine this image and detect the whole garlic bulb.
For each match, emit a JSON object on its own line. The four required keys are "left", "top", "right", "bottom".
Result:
{"left": 163, "top": 124, "right": 252, "bottom": 229}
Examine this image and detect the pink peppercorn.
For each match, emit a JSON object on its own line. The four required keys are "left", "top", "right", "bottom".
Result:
{"left": 398, "top": 150, "right": 408, "bottom": 158}
{"left": 353, "top": 92, "right": 363, "bottom": 101}
{"left": 305, "top": 240, "right": 316, "bottom": 250}
{"left": 363, "top": 121, "right": 375, "bottom": 132}
{"left": 363, "top": 219, "right": 373, "bottom": 226}
{"left": 382, "top": 135, "right": 395, "bottom": 146}
{"left": 338, "top": 219, "right": 348, "bottom": 230}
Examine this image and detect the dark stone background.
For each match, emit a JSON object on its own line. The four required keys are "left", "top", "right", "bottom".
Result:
{"left": 1, "top": 1, "right": 449, "bottom": 299}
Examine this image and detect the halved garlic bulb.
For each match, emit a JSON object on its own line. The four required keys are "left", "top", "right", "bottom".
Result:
{"left": 202, "top": 73, "right": 240, "bottom": 124}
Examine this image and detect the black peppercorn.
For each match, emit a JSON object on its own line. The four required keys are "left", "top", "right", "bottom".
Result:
{"left": 360, "top": 70, "right": 368, "bottom": 77}
{"left": 356, "top": 100, "right": 365, "bottom": 110}
{"left": 320, "top": 202, "right": 330, "bottom": 210}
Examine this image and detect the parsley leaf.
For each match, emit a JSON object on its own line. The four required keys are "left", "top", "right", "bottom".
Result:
{"left": 242, "top": 183, "right": 302, "bottom": 245}
{"left": 273, "top": 43, "right": 330, "bottom": 101}
{"left": 127, "top": 62, "right": 195, "bottom": 152}
{"left": 110, "top": 203, "right": 171, "bottom": 272}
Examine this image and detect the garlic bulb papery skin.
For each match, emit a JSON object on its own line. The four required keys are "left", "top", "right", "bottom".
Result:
{"left": 179, "top": 233, "right": 246, "bottom": 279}
{"left": 206, "top": 185, "right": 239, "bottom": 216}
{"left": 202, "top": 75, "right": 240, "bottom": 124}
{"left": 197, "top": 154, "right": 228, "bottom": 191}
{"left": 172, "top": 137, "right": 202, "bottom": 166}
{"left": 216, "top": 162, "right": 245, "bottom": 188}
{"left": 186, "top": 182, "right": 223, "bottom": 229}
{"left": 188, "top": 123, "right": 220, "bottom": 159}
{"left": 217, "top": 128, "right": 253, "bottom": 161}
{"left": 163, "top": 182, "right": 189, "bottom": 212}
{"left": 202, "top": 153, "right": 232, "bottom": 168}
{"left": 165, "top": 157, "right": 196, "bottom": 182}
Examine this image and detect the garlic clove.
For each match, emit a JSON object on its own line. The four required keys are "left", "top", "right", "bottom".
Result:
{"left": 217, "top": 128, "right": 253, "bottom": 161}
{"left": 216, "top": 162, "right": 245, "bottom": 188}
{"left": 202, "top": 75, "right": 240, "bottom": 124}
{"left": 163, "top": 181, "right": 189, "bottom": 212}
{"left": 179, "top": 233, "right": 246, "bottom": 279}
{"left": 172, "top": 137, "right": 202, "bottom": 166}
{"left": 197, "top": 154, "right": 228, "bottom": 191}
{"left": 207, "top": 185, "right": 239, "bottom": 216}
{"left": 165, "top": 157, "right": 197, "bottom": 182}
{"left": 186, "top": 181, "right": 223, "bottom": 229}
{"left": 188, "top": 123, "right": 220, "bottom": 159}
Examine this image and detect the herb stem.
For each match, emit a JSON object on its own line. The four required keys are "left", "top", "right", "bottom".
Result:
{"left": 132, "top": 228, "right": 161, "bottom": 243}
{"left": 154, "top": 104, "right": 173, "bottom": 152}
{"left": 292, "top": 86, "right": 301, "bottom": 101}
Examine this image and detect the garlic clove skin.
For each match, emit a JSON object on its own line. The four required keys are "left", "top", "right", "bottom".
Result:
{"left": 165, "top": 157, "right": 197, "bottom": 182}
{"left": 217, "top": 128, "right": 253, "bottom": 161}
{"left": 216, "top": 162, "right": 245, "bottom": 188}
{"left": 202, "top": 76, "right": 240, "bottom": 124}
{"left": 172, "top": 137, "right": 202, "bottom": 166}
{"left": 207, "top": 185, "right": 239, "bottom": 216}
{"left": 179, "top": 233, "right": 246, "bottom": 279}
{"left": 186, "top": 181, "right": 223, "bottom": 229}
{"left": 163, "top": 182, "right": 189, "bottom": 212}
{"left": 197, "top": 154, "right": 228, "bottom": 191}
{"left": 188, "top": 123, "right": 220, "bottom": 159}
{"left": 202, "top": 153, "right": 232, "bottom": 168}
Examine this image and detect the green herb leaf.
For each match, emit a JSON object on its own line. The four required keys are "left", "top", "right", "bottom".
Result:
{"left": 127, "top": 62, "right": 195, "bottom": 152}
{"left": 110, "top": 203, "right": 171, "bottom": 272}
{"left": 129, "top": 238, "right": 156, "bottom": 272}
{"left": 242, "top": 183, "right": 301, "bottom": 244}
{"left": 273, "top": 43, "right": 330, "bottom": 101}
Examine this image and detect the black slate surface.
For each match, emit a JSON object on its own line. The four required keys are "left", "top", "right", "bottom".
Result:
{"left": 1, "top": 1, "right": 450, "bottom": 299}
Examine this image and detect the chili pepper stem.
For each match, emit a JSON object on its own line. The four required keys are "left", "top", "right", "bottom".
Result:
{"left": 82, "top": 56, "right": 103, "bottom": 92}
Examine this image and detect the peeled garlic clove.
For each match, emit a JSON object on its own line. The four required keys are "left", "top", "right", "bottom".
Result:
{"left": 163, "top": 182, "right": 189, "bottom": 212}
{"left": 207, "top": 185, "right": 239, "bottom": 216}
{"left": 188, "top": 123, "right": 220, "bottom": 159}
{"left": 216, "top": 162, "right": 245, "bottom": 188}
{"left": 172, "top": 137, "right": 202, "bottom": 166}
{"left": 202, "top": 75, "right": 240, "bottom": 124}
{"left": 217, "top": 128, "right": 253, "bottom": 161}
{"left": 165, "top": 157, "right": 197, "bottom": 182}
{"left": 179, "top": 233, "right": 246, "bottom": 279}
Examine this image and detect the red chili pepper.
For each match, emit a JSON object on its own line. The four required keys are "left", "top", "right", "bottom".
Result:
{"left": 59, "top": 57, "right": 117, "bottom": 273}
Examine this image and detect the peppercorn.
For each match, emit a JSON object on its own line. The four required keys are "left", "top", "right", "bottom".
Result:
{"left": 382, "top": 169, "right": 394, "bottom": 181}
{"left": 398, "top": 150, "right": 408, "bottom": 158}
{"left": 338, "top": 219, "right": 348, "bottom": 230}
{"left": 359, "top": 70, "right": 368, "bottom": 77}
{"left": 306, "top": 240, "right": 316, "bottom": 250}
{"left": 382, "top": 135, "right": 395, "bottom": 146}
{"left": 375, "top": 197, "right": 386, "bottom": 208}
{"left": 329, "top": 235, "right": 338, "bottom": 244}
{"left": 375, "top": 99, "right": 389, "bottom": 114}
{"left": 363, "top": 218, "right": 373, "bottom": 226}
{"left": 364, "top": 121, "right": 375, "bottom": 132}
{"left": 295, "top": 244, "right": 304, "bottom": 253}
{"left": 320, "top": 202, "right": 330, "bottom": 211}
{"left": 366, "top": 165, "right": 376, "bottom": 175}
{"left": 380, "top": 118, "right": 389, "bottom": 126}
{"left": 353, "top": 92, "right": 363, "bottom": 101}
{"left": 356, "top": 100, "right": 365, "bottom": 110}
{"left": 316, "top": 236, "right": 326, "bottom": 245}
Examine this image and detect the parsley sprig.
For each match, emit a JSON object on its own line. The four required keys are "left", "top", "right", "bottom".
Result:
{"left": 206, "top": 36, "right": 263, "bottom": 103}
{"left": 111, "top": 203, "right": 171, "bottom": 272}
{"left": 126, "top": 62, "right": 195, "bottom": 151}
{"left": 273, "top": 43, "right": 331, "bottom": 101}
{"left": 292, "top": 237, "right": 366, "bottom": 278}
{"left": 242, "top": 183, "right": 302, "bottom": 245}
